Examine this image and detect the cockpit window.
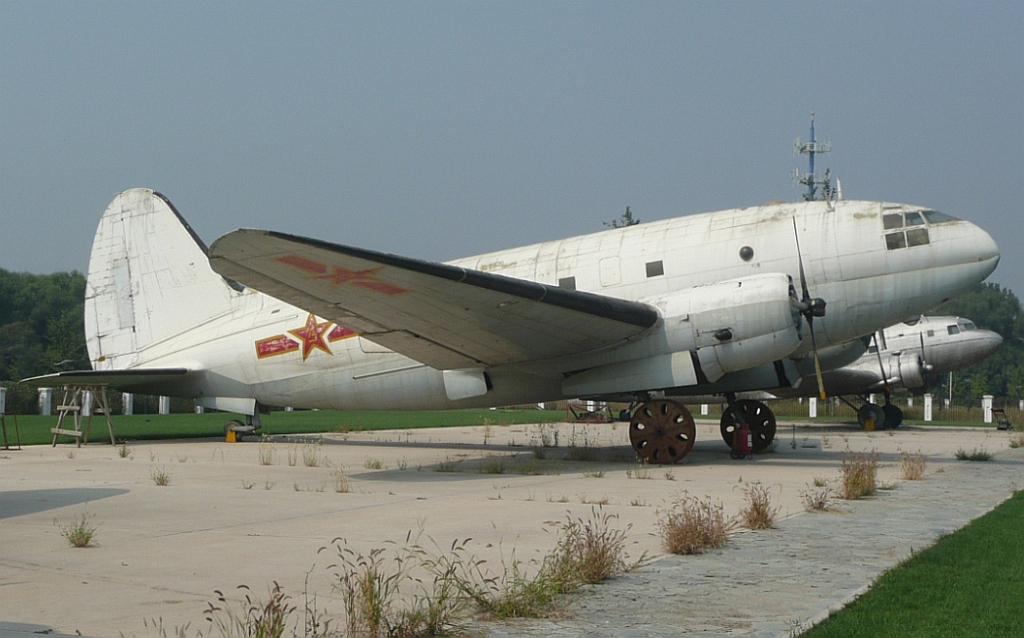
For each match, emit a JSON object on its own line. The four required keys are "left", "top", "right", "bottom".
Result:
{"left": 948, "top": 325, "right": 960, "bottom": 335}
{"left": 922, "top": 210, "right": 959, "bottom": 224}
{"left": 886, "top": 232, "right": 907, "bottom": 250}
{"left": 905, "top": 211, "right": 925, "bottom": 226}
{"left": 964, "top": 322, "right": 977, "bottom": 331}
{"left": 884, "top": 211, "right": 930, "bottom": 250}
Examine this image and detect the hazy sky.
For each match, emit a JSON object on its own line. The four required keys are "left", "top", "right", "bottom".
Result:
{"left": 2, "top": 2, "right": 1021, "bottom": 298}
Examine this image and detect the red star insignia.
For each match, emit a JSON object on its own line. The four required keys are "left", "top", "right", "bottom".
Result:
{"left": 313, "top": 265, "right": 409, "bottom": 295}
{"left": 288, "top": 313, "right": 333, "bottom": 361}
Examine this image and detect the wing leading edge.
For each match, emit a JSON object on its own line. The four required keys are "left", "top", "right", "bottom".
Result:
{"left": 209, "top": 230, "right": 659, "bottom": 369}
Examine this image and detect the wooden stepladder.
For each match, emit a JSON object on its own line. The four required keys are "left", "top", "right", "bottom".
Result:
{"left": 51, "top": 384, "right": 116, "bottom": 447}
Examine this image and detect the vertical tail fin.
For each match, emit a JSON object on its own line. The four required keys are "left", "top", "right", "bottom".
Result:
{"left": 85, "top": 189, "right": 239, "bottom": 369}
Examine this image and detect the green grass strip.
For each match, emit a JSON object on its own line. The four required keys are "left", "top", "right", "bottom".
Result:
{"left": 4, "top": 409, "right": 567, "bottom": 446}
{"left": 804, "top": 490, "right": 1024, "bottom": 637}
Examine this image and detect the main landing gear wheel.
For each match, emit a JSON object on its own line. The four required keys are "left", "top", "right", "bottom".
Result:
{"left": 882, "top": 404, "right": 904, "bottom": 429}
{"left": 720, "top": 400, "right": 777, "bottom": 453}
{"left": 857, "top": 403, "right": 886, "bottom": 430}
{"left": 629, "top": 399, "right": 696, "bottom": 464}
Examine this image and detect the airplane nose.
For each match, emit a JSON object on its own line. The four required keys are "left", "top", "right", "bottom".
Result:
{"left": 971, "top": 223, "right": 1000, "bottom": 273}
{"left": 980, "top": 330, "right": 1003, "bottom": 355}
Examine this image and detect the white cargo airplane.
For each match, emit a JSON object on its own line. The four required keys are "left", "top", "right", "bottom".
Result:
{"left": 709, "top": 315, "right": 1003, "bottom": 447}
{"left": 24, "top": 189, "right": 1000, "bottom": 463}
{"left": 779, "top": 315, "right": 1002, "bottom": 427}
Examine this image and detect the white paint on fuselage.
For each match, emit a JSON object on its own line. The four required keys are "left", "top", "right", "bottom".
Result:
{"left": 123, "top": 200, "right": 999, "bottom": 411}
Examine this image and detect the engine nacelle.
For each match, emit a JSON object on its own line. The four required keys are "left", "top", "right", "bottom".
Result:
{"left": 562, "top": 273, "right": 802, "bottom": 397}
{"left": 895, "top": 352, "right": 925, "bottom": 389}
{"left": 662, "top": 273, "right": 802, "bottom": 382}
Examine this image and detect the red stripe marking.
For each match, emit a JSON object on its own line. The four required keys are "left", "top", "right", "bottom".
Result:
{"left": 328, "top": 325, "right": 357, "bottom": 341}
{"left": 352, "top": 280, "right": 409, "bottom": 296}
{"left": 276, "top": 254, "right": 327, "bottom": 274}
{"left": 256, "top": 335, "right": 300, "bottom": 358}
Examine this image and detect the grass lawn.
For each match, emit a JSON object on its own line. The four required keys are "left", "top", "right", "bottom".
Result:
{"left": 1, "top": 408, "right": 567, "bottom": 446}
{"left": 803, "top": 490, "right": 1024, "bottom": 637}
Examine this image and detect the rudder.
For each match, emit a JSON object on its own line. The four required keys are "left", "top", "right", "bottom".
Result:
{"left": 85, "top": 189, "right": 238, "bottom": 369}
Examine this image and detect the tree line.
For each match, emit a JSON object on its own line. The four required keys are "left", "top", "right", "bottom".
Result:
{"left": 1, "top": 267, "right": 1021, "bottom": 412}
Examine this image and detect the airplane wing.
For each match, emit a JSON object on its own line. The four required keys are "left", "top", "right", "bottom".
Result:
{"left": 209, "top": 230, "right": 660, "bottom": 369}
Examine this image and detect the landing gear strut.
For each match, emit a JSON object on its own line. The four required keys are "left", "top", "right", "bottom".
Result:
{"left": 720, "top": 398, "right": 777, "bottom": 453}
{"left": 628, "top": 399, "right": 696, "bottom": 464}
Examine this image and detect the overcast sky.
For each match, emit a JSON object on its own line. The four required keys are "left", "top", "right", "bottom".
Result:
{"left": 2, "top": 2, "right": 1021, "bottom": 298}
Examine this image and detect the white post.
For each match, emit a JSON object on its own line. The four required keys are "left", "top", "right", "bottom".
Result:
{"left": 700, "top": 404, "right": 709, "bottom": 416}
{"left": 1019, "top": 399, "right": 1023, "bottom": 411}
{"left": 982, "top": 395, "right": 993, "bottom": 423}
{"left": 194, "top": 405, "right": 204, "bottom": 414}
{"left": 868, "top": 393, "right": 876, "bottom": 405}
{"left": 907, "top": 397, "right": 914, "bottom": 408}
{"left": 82, "top": 390, "right": 93, "bottom": 417}
{"left": 122, "top": 393, "right": 133, "bottom": 415}
{"left": 944, "top": 398, "right": 950, "bottom": 409}
{"left": 924, "top": 394, "right": 933, "bottom": 422}
{"left": 159, "top": 396, "right": 171, "bottom": 415}
{"left": 39, "top": 388, "right": 52, "bottom": 416}
{"left": 0, "top": 387, "right": 5, "bottom": 414}
{"left": 809, "top": 397, "right": 818, "bottom": 418}
{"left": 285, "top": 406, "right": 294, "bottom": 412}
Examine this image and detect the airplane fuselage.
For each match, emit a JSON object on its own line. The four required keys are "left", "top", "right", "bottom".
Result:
{"left": 105, "top": 199, "right": 998, "bottom": 412}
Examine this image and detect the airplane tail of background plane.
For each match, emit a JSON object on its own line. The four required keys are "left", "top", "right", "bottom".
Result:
{"left": 84, "top": 188, "right": 239, "bottom": 370}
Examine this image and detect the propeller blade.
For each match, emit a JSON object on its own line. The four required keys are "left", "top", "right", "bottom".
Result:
{"left": 873, "top": 331, "right": 892, "bottom": 396}
{"left": 793, "top": 216, "right": 827, "bottom": 398}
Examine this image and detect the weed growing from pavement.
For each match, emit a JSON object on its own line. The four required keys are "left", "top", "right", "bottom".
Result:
{"left": 203, "top": 583, "right": 298, "bottom": 638}
{"left": 901, "top": 452, "right": 927, "bottom": 480}
{"left": 658, "top": 494, "right": 732, "bottom": 554}
{"left": 737, "top": 483, "right": 778, "bottom": 529}
{"left": 435, "top": 457, "right": 459, "bottom": 472}
{"left": 1009, "top": 433, "right": 1024, "bottom": 449}
{"left": 117, "top": 442, "right": 131, "bottom": 458}
{"left": 333, "top": 469, "right": 351, "bottom": 494}
{"left": 59, "top": 512, "right": 98, "bottom": 548}
{"left": 364, "top": 457, "right": 384, "bottom": 470}
{"left": 478, "top": 457, "right": 506, "bottom": 474}
{"left": 839, "top": 452, "right": 878, "bottom": 500}
{"left": 626, "top": 463, "right": 652, "bottom": 480}
{"left": 955, "top": 447, "right": 992, "bottom": 461}
{"left": 258, "top": 444, "right": 275, "bottom": 466}
{"left": 302, "top": 444, "right": 323, "bottom": 468}
{"left": 800, "top": 483, "right": 835, "bottom": 512}
{"left": 151, "top": 467, "right": 171, "bottom": 486}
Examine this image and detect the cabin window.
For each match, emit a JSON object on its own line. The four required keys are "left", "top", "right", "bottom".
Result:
{"left": 646, "top": 260, "right": 664, "bottom": 278}
{"left": 558, "top": 276, "right": 576, "bottom": 290}
{"left": 948, "top": 325, "right": 960, "bottom": 335}
{"left": 964, "top": 322, "right": 977, "bottom": 331}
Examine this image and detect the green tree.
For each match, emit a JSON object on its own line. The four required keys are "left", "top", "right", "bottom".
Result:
{"left": 933, "top": 282, "right": 1024, "bottom": 398}
{"left": 604, "top": 206, "right": 640, "bottom": 229}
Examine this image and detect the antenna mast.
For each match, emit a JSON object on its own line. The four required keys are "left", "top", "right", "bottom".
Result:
{"left": 793, "top": 112, "right": 833, "bottom": 201}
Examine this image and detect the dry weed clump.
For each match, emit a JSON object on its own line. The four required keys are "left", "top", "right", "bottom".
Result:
{"left": 737, "top": 483, "right": 778, "bottom": 529}
{"left": 800, "top": 484, "right": 835, "bottom": 512}
{"left": 900, "top": 451, "right": 927, "bottom": 480}
{"left": 204, "top": 583, "right": 298, "bottom": 638}
{"left": 840, "top": 452, "right": 878, "bottom": 500}
{"left": 1009, "top": 433, "right": 1024, "bottom": 449}
{"left": 657, "top": 494, "right": 731, "bottom": 554}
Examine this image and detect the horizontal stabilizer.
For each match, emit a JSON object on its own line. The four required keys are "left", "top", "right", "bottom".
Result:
{"left": 21, "top": 368, "right": 193, "bottom": 393}
{"left": 209, "top": 230, "right": 660, "bottom": 368}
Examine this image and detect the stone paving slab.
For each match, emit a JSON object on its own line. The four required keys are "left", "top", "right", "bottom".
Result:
{"left": 476, "top": 450, "right": 1024, "bottom": 637}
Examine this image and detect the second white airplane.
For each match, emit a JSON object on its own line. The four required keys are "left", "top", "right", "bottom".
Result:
{"left": 27, "top": 189, "right": 1000, "bottom": 463}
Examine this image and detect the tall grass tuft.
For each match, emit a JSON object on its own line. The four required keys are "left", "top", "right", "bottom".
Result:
{"left": 956, "top": 447, "right": 992, "bottom": 461}
{"left": 60, "top": 513, "right": 98, "bottom": 548}
{"left": 901, "top": 451, "right": 927, "bottom": 480}
{"left": 657, "top": 494, "right": 731, "bottom": 554}
{"left": 737, "top": 483, "right": 778, "bottom": 529}
{"left": 800, "top": 483, "right": 835, "bottom": 512}
{"left": 840, "top": 452, "right": 878, "bottom": 499}
{"left": 203, "top": 583, "right": 294, "bottom": 638}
